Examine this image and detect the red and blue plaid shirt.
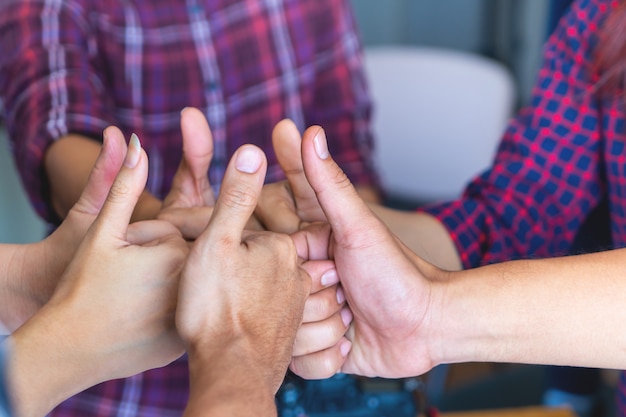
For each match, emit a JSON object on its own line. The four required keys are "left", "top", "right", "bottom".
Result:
{"left": 0, "top": 0, "right": 377, "bottom": 225}
{"left": 0, "top": 1, "right": 376, "bottom": 416}
{"left": 425, "top": 0, "right": 626, "bottom": 413}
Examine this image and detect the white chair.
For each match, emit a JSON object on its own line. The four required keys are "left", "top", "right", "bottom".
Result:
{"left": 364, "top": 46, "right": 516, "bottom": 206}
{"left": 0, "top": 127, "right": 46, "bottom": 243}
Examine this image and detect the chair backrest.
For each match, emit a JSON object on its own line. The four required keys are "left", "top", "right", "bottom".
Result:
{"left": 0, "top": 127, "right": 46, "bottom": 243}
{"left": 364, "top": 46, "right": 516, "bottom": 205}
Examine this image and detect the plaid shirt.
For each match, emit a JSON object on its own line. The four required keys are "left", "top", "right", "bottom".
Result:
{"left": 0, "top": 0, "right": 377, "bottom": 225}
{"left": 0, "top": 1, "right": 376, "bottom": 416}
{"left": 425, "top": 0, "right": 626, "bottom": 413}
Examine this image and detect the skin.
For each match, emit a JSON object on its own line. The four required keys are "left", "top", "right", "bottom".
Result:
{"left": 0, "top": 108, "right": 233, "bottom": 332}
{"left": 5, "top": 131, "right": 187, "bottom": 417}
{"left": 286, "top": 125, "right": 626, "bottom": 381}
{"left": 2, "top": 112, "right": 352, "bottom": 417}
{"left": 176, "top": 144, "right": 313, "bottom": 416}
{"left": 161, "top": 110, "right": 353, "bottom": 366}
{"left": 256, "top": 120, "right": 461, "bottom": 271}
{"left": 0, "top": 126, "right": 128, "bottom": 332}
{"left": 44, "top": 113, "right": 380, "bottom": 229}
{"left": 45, "top": 133, "right": 162, "bottom": 223}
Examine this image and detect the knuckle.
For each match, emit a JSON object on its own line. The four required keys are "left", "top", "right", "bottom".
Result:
{"left": 220, "top": 185, "right": 257, "bottom": 211}
{"left": 330, "top": 167, "right": 351, "bottom": 190}
{"left": 107, "top": 179, "right": 132, "bottom": 201}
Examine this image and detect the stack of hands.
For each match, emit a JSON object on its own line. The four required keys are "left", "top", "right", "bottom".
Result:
{"left": 6, "top": 107, "right": 626, "bottom": 417}
{"left": 1, "top": 108, "right": 442, "bottom": 417}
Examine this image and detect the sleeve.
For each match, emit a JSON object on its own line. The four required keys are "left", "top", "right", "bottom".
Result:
{"left": 302, "top": 0, "right": 379, "bottom": 188}
{"left": 0, "top": 342, "right": 10, "bottom": 417}
{"left": 422, "top": 0, "right": 609, "bottom": 268}
{"left": 0, "top": 1, "right": 117, "bottom": 223}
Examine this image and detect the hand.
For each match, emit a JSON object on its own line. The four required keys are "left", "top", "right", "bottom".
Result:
{"left": 255, "top": 121, "right": 353, "bottom": 376}
{"left": 255, "top": 120, "right": 325, "bottom": 233}
{"left": 8, "top": 133, "right": 187, "bottom": 417}
{"left": 176, "top": 144, "right": 312, "bottom": 414}
{"left": 4, "top": 126, "right": 128, "bottom": 330}
{"left": 290, "top": 127, "right": 442, "bottom": 379}
{"left": 48, "top": 132, "right": 187, "bottom": 378}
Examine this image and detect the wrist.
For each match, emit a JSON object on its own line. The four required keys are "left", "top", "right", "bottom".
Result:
{"left": 416, "top": 262, "right": 457, "bottom": 368}
{"left": 432, "top": 267, "right": 512, "bottom": 366}
{"left": 185, "top": 342, "right": 278, "bottom": 417}
{"left": 7, "top": 301, "right": 108, "bottom": 417}
{"left": 0, "top": 243, "right": 48, "bottom": 332}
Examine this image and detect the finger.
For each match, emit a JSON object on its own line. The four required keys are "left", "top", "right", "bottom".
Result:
{"left": 289, "top": 337, "right": 352, "bottom": 380}
{"left": 300, "top": 260, "right": 338, "bottom": 294}
{"left": 292, "top": 306, "right": 352, "bottom": 356}
{"left": 72, "top": 126, "right": 127, "bottom": 214}
{"left": 302, "top": 284, "right": 345, "bottom": 323}
{"left": 201, "top": 145, "right": 267, "bottom": 244}
{"left": 301, "top": 127, "right": 383, "bottom": 240}
{"left": 126, "top": 219, "right": 183, "bottom": 245}
{"left": 273, "top": 120, "right": 325, "bottom": 221}
{"left": 91, "top": 133, "right": 149, "bottom": 240}
{"left": 157, "top": 206, "right": 214, "bottom": 239}
{"left": 169, "top": 107, "right": 215, "bottom": 206}
{"left": 291, "top": 222, "right": 333, "bottom": 262}
{"left": 255, "top": 181, "right": 301, "bottom": 233}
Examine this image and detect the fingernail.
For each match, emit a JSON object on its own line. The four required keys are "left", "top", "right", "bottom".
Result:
{"left": 125, "top": 133, "right": 141, "bottom": 168}
{"left": 341, "top": 307, "right": 353, "bottom": 327}
{"left": 313, "top": 128, "right": 329, "bottom": 160}
{"left": 235, "top": 146, "right": 262, "bottom": 173}
{"left": 339, "top": 339, "right": 352, "bottom": 357}
{"left": 336, "top": 286, "right": 346, "bottom": 304}
{"left": 321, "top": 269, "right": 339, "bottom": 287}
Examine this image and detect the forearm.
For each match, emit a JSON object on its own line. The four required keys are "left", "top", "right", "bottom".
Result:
{"left": 433, "top": 248, "right": 626, "bottom": 369}
{"left": 185, "top": 346, "right": 277, "bottom": 417}
{"left": 45, "top": 134, "right": 161, "bottom": 222}
{"left": 0, "top": 243, "right": 48, "bottom": 331}
{"left": 369, "top": 206, "right": 462, "bottom": 271}
{"left": 6, "top": 304, "right": 101, "bottom": 417}
{"left": 355, "top": 185, "right": 381, "bottom": 204}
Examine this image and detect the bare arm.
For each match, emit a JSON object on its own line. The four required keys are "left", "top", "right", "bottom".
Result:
{"left": 369, "top": 206, "right": 462, "bottom": 271}
{"left": 290, "top": 125, "right": 626, "bottom": 380}
{"left": 45, "top": 134, "right": 161, "bottom": 222}
{"left": 0, "top": 244, "right": 38, "bottom": 332}
{"left": 183, "top": 346, "right": 277, "bottom": 417}
{"left": 5, "top": 132, "right": 186, "bottom": 417}
{"left": 435, "top": 248, "right": 626, "bottom": 369}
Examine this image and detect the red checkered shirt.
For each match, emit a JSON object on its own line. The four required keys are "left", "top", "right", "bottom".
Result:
{"left": 423, "top": 0, "right": 626, "bottom": 413}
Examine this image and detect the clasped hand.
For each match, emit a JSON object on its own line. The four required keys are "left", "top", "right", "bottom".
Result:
{"left": 158, "top": 109, "right": 445, "bottom": 383}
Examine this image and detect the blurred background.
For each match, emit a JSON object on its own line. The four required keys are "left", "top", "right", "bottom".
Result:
{"left": 0, "top": 0, "right": 554, "bottom": 244}
{"left": 0, "top": 1, "right": 617, "bottom": 415}
{"left": 351, "top": 0, "right": 550, "bottom": 108}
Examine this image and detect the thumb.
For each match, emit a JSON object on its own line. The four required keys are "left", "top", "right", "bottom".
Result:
{"left": 90, "top": 133, "right": 149, "bottom": 240}
{"left": 300, "top": 127, "right": 379, "bottom": 239}
{"left": 179, "top": 106, "right": 215, "bottom": 204}
{"left": 200, "top": 145, "right": 267, "bottom": 245}
{"left": 71, "top": 126, "right": 127, "bottom": 215}
{"left": 272, "top": 120, "right": 316, "bottom": 205}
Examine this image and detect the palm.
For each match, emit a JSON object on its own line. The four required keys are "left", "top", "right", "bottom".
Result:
{"left": 329, "top": 218, "right": 435, "bottom": 378}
